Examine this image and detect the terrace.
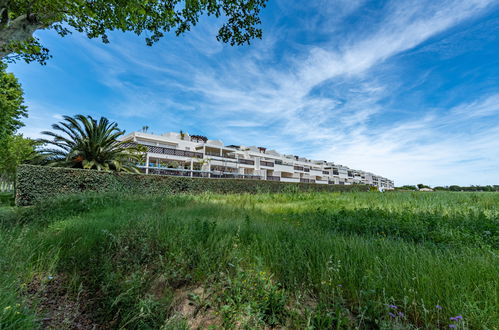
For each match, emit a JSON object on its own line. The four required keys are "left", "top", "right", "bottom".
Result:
{"left": 139, "top": 166, "right": 262, "bottom": 180}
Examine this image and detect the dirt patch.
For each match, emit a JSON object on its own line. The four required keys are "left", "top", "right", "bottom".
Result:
{"left": 24, "top": 274, "right": 98, "bottom": 329}
{"left": 174, "top": 286, "right": 221, "bottom": 329}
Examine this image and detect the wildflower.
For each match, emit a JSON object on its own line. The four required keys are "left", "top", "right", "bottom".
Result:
{"left": 449, "top": 325, "right": 457, "bottom": 328}
{"left": 389, "top": 312, "right": 396, "bottom": 318}
{"left": 450, "top": 315, "right": 463, "bottom": 321}
{"left": 389, "top": 304, "right": 398, "bottom": 309}
{"left": 337, "top": 284, "right": 343, "bottom": 287}
{"left": 436, "top": 305, "right": 443, "bottom": 310}
{"left": 398, "top": 312, "right": 405, "bottom": 317}
{"left": 4, "top": 306, "right": 11, "bottom": 311}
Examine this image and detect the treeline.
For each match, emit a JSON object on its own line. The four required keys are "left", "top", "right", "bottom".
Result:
{"left": 396, "top": 184, "right": 499, "bottom": 192}
{"left": 434, "top": 185, "right": 499, "bottom": 192}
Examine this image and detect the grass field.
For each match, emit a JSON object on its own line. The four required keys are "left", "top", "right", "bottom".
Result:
{"left": 0, "top": 192, "right": 498, "bottom": 329}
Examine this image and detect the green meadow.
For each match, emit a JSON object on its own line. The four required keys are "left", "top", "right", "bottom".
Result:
{"left": 0, "top": 192, "right": 498, "bottom": 329}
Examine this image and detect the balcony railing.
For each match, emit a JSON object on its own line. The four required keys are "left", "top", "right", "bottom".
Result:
{"left": 205, "top": 151, "right": 221, "bottom": 157}
{"left": 267, "top": 176, "right": 280, "bottom": 181}
{"left": 127, "top": 142, "right": 204, "bottom": 159}
{"left": 141, "top": 166, "right": 261, "bottom": 180}
{"left": 304, "top": 168, "right": 310, "bottom": 173}
{"left": 300, "top": 178, "right": 311, "bottom": 183}
{"left": 148, "top": 168, "right": 194, "bottom": 177}
{"left": 294, "top": 166, "right": 304, "bottom": 171}
{"left": 275, "top": 160, "right": 283, "bottom": 165}
{"left": 260, "top": 161, "right": 274, "bottom": 167}
{"left": 276, "top": 162, "right": 293, "bottom": 168}
{"left": 206, "top": 151, "right": 236, "bottom": 159}
{"left": 322, "top": 171, "right": 329, "bottom": 175}
{"left": 238, "top": 158, "right": 255, "bottom": 165}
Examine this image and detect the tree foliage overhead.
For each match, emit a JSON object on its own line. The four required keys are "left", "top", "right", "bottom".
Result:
{"left": 39, "top": 114, "right": 146, "bottom": 172}
{"left": 0, "top": 0, "right": 268, "bottom": 64}
{"left": 0, "top": 62, "right": 27, "bottom": 140}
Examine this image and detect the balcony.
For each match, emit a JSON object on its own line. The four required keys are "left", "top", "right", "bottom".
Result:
{"left": 238, "top": 159, "right": 255, "bottom": 165}
{"left": 148, "top": 168, "right": 194, "bottom": 177}
{"left": 300, "top": 178, "right": 312, "bottom": 183}
{"left": 205, "top": 151, "right": 236, "bottom": 159}
{"left": 260, "top": 160, "right": 274, "bottom": 167}
{"left": 275, "top": 163, "right": 293, "bottom": 172}
{"left": 129, "top": 143, "right": 204, "bottom": 158}
{"left": 267, "top": 176, "right": 280, "bottom": 182}
{"left": 210, "top": 159, "right": 238, "bottom": 167}
{"left": 141, "top": 166, "right": 261, "bottom": 180}
{"left": 213, "top": 173, "right": 262, "bottom": 180}
{"left": 280, "top": 177, "right": 300, "bottom": 183}
{"left": 322, "top": 171, "right": 329, "bottom": 175}
{"left": 294, "top": 166, "right": 304, "bottom": 171}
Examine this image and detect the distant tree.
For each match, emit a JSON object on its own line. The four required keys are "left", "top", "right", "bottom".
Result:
{"left": 1, "top": 0, "right": 268, "bottom": 64}
{"left": 0, "top": 62, "right": 27, "bottom": 141}
{"left": 39, "top": 114, "right": 145, "bottom": 172}
{"left": 0, "top": 134, "right": 39, "bottom": 182}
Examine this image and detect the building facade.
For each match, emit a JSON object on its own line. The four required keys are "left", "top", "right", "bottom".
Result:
{"left": 122, "top": 131, "right": 394, "bottom": 189}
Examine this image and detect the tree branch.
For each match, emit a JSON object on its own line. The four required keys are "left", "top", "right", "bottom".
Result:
{"left": 0, "top": 4, "right": 9, "bottom": 29}
{"left": 0, "top": 13, "right": 47, "bottom": 58}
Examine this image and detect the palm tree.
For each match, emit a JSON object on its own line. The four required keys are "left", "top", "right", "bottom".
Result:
{"left": 39, "top": 114, "right": 145, "bottom": 172}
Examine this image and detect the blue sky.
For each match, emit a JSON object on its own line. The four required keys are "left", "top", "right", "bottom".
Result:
{"left": 7, "top": 0, "right": 499, "bottom": 186}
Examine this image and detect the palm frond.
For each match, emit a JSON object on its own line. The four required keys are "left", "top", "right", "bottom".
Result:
{"left": 38, "top": 114, "right": 143, "bottom": 172}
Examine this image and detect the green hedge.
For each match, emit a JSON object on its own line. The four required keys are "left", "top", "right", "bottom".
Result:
{"left": 15, "top": 165, "right": 369, "bottom": 206}
{"left": 0, "top": 192, "right": 14, "bottom": 206}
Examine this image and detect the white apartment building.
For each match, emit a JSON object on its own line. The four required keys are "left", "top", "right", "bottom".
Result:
{"left": 121, "top": 131, "right": 395, "bottom": 189}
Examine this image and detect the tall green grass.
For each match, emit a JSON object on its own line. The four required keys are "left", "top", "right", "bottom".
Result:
{"left": 0, "top": 192, "right": 497, "bottom": 329}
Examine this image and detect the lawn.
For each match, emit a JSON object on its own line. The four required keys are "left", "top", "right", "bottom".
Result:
{"left": 0, "top": 192, "right": 497, "bottom": 329}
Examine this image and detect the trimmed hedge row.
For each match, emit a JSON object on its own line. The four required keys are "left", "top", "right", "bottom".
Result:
{"left": 15, "top": 165, "right": 369, "bottom": 206}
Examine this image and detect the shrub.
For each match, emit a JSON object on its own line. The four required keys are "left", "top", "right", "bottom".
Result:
{"left": 0, "top": 192, "right": 14, "bottom": 206}
{"left": 15, "top": 165, "right": 369, "bottom": 206}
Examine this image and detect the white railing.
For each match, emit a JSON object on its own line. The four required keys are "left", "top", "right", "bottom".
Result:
{"left": 0, "top": 180, "right": 14, "bottom": 192}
